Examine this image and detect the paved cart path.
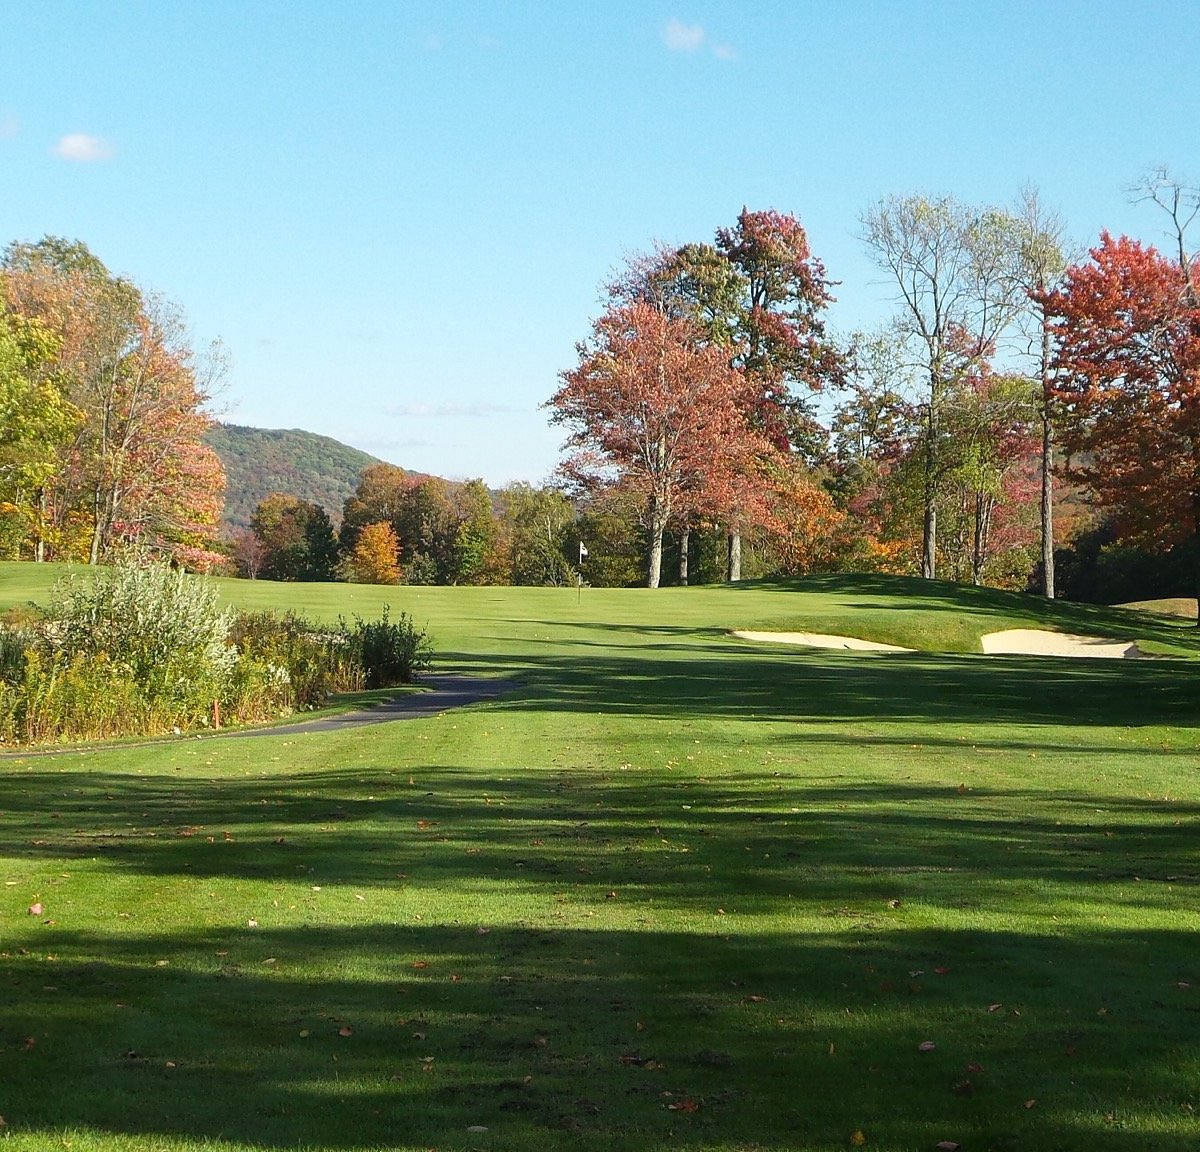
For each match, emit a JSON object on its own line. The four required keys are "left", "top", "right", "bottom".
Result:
{"left": 223, "top": 674, "right": 520, "bottom": 737}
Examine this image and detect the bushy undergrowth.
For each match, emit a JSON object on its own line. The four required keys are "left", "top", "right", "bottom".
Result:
{"left": 0, "top": 565, "right": 431, "bottom": 746}
{"left": 349, "top": 604, "right": 432, "bottom": 688}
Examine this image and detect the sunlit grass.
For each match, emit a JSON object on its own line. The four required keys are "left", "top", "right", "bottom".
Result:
{"left": 2, "top": 567, "right": 1200, "bottom": 1148}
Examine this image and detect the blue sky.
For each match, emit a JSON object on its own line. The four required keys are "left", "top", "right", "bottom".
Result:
{"left": 2, "top": 2, "right": 1197, "bottom": 486}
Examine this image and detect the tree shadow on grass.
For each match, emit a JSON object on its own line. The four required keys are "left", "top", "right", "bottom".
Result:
{"left": 4, "top": 921, "right": 1198, "bottom": 1151}
{"left": 3, "top": 766, "right": 1198, "bottom": 898}
{"left": 4, "top": 763, "right": 1200, "bottom": 1149}
{"left": 441, "top": 647, "right": 1200, "bottom": 732}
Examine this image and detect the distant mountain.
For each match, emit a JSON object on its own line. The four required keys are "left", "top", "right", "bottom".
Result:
{"left": 206, "top": 423, "right": 385, "bottom": 532}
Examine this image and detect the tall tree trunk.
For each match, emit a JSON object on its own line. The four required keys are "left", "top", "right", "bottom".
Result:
{"left": 727, "top": 531, "right": 742, "bottom": 583}
{"left": 34, "top": 488, "right": 46, "bottom": 562}
{"left": 1041, "top": 405, "right": 1055, "bottom": 598}
{"left": 1040, "top": 321, "right": 1056, "bottom": 598}
{"left": 89, "top": 487, "right": 103, "bottom": 565}
{"left": 922, "top": 387, "right": 938, "bottom": 579}
{"left": 679, "top": 527, "right": 690, "bottom": 586}
{"left": 972, "top": 493, "right": 993, "bottom": 586}
{"left": 647, "top": 500, "right": 667, "bottom": 589}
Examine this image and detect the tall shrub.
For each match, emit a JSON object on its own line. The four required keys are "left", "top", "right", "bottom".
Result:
{"left": 47, "top": 561, "right": 236, "bottom": 721}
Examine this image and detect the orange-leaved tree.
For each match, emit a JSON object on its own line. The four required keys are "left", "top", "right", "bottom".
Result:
{"left": 2, "top": 236, "right": 225, "bottom": 564}
{"left": 549, "top": 301, "right": 775, "bottom": 588}
{"left": 346, "top": 520, "right": 401, "bottom": 585}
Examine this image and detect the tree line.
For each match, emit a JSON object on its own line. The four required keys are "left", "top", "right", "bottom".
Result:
{"left": 3, "top": 169, "right": 1198, "bottom": 599}
{"left": 550, "top": 175, "right": 1200, "bottom": 598}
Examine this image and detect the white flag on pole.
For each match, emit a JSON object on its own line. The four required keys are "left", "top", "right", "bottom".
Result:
{"left": 579, "top": 542, "right": 588, "bottom": 562}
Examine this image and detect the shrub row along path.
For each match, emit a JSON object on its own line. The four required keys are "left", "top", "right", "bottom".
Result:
{"left": 224, "top": 673, "right": 520, "bottom": 738}
{"left": 0, "top": 674, "right": 520, "bottom": 758}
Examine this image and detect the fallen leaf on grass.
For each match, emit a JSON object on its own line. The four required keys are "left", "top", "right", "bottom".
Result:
{"left": 744, "top": 995, "right": 768, "bottom": 1004}
{"left": 666, "top": 1097, "right": 700, "bottom": 1113}
{"left": 936, "top": 1142, "right": 961, "bottom": 1151}
{"left": 411, "top": 960, "right": 428, "bottom": 970}
{"left": 850, "top": 1130, "right": 867, "bottom": 1146}
{"left": 917, "top": 1041, "right": 937, "bottom": 1052}
{"left": 27, "top": 902, "right": 43, "bottom": 916}
{"left": 466, "top": 1127, "right": 489, "bottom": 1134}
{"left": 338, "top": 1026, "right": 353, "bottom": 1037}
{"left": 987, "top": 1003, "right": 1003, "bottom": 1013}
{"left": 1023, "top": 1099, "right": 1037, "bottom": 1109}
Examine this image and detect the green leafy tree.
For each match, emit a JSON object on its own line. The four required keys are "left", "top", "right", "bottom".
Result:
{"left": 250, "top": 493, "right": 338, "bottom": 581}
{"left": 451, "top": 479, "right": 500, "bottom": 585}
{"left": 496, "top": 482, "right": 576, "bottom": 585}
{"left": 0, "top": 308, "right": 79, "bottom": 558}
{"left": 861, "top": 195, "right": 1029, "bottom": 579}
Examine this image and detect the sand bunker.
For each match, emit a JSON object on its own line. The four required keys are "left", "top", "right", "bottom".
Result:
{"left": 735, "top": 628, "right": 1142, "bottom": 659}
{"left": 980, "top": 629, "right": 1142, "bottom": 659}
{"left": 732, "top": 630, "right": 914, "bottom": 652}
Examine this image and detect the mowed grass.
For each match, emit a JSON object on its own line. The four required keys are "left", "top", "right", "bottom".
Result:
{"left": 2, "top": 564, "right": 1200, "bottom": 1150}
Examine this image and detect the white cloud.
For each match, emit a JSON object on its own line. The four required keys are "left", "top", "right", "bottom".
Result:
{"left": 712, "top": 42, "right": 738, "bottom": 61}
{"left": 52, "top": 133, "right": 115, "bottom": 162}
{"left": 663, "top": 18, "right": 705, "bottom": 53}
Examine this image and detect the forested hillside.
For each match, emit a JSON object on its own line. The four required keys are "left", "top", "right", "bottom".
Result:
{"left": 205, "top": 423, "right": 384, "bottom": 530}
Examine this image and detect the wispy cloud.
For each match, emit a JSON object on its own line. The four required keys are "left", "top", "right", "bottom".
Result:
{"left": 661, "top": 18, "right": 736, "bottom": 60}
{"left": 52, "top": 133, "right": 115, "bottom": 162}
{"left": 663, "top": 18, "right": 705, "bottom": 52}
{"left": 392, "top": 401, "right": 522, "bottom": 418}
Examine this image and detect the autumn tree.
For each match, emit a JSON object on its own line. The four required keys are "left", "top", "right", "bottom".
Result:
{"left": 550, "top": 301, "right": 772, "bottom": 588}
{"left": 613, "top": 211, "right": 845, "bottom": 580}
{"left": 1041, "top": 231, "right": 1200, "bottom": 611}
{"left": 1, "top": 236, "right": 225, "bottom": 563}
{"left": 861, "top": 196, "right": 1029, "bottom": 579}
{"left": 345, "top": 520, "right": 401, "bottom": 584}
{"left": 339, "top": 463, "right": 410, "bottom": 555}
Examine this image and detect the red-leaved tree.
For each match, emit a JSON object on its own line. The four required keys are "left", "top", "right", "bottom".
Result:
{"left": 1041, "top": 231, "right": 1200, "bottom": 609}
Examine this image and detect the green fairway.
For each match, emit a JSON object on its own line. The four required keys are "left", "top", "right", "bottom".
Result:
{"left": 2, "top": 565, "right": 1200, "bottom": 1150}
